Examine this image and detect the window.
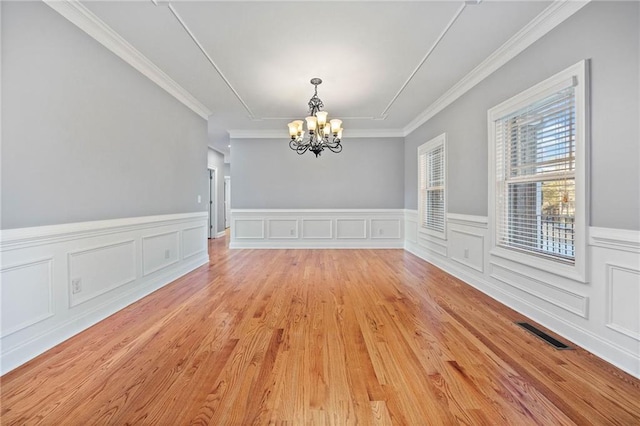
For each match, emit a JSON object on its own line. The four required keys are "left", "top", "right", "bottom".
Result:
{"left": 488, "top": 61, "right": 588, "bottom": 281}
{"left": 418, "top": 133, "right": 446, "bottom": 239}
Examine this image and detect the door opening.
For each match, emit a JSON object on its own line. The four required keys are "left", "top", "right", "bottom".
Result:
{"left": 208, "top": 168, "right": 217, "bottom": 239}
{"left": 224, "top": 176, "right": 231, "bottom": 229}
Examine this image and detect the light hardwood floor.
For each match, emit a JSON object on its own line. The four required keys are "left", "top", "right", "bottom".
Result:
{"left": 2, "top": 235, "right": 639, "bottom": 425}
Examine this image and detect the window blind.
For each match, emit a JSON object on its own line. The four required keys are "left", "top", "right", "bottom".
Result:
{"left": 419, "top": 144, "right": 445, "bottom": 234}
{"left": 495, "top": 86, "right": 576, "bottom": 262}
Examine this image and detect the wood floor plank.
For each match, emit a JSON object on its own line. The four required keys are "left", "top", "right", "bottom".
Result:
{"left": 2, "top": 236, "right": 639, "bottom": 425}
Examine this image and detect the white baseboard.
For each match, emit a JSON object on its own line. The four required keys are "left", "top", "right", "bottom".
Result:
{"left": 404, "top": 210, "right": 640, "bottom": 379}
{"left": 229, "top": 241, "right": 404, "bottom": 249}
{"left": 0, "top": 212, "right": 209, "bottom": 374}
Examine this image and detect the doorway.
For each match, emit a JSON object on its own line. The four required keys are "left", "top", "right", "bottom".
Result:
{"left": 224, "top": 176, "right": 231, "bottom": 229}
{"left": 208, "top": 168, "right": 218, "bottom": 239}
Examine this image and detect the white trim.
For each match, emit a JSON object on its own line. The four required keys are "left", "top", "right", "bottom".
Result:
{"left": 487, "top": 60, "right": 589, "bottom": 283}
{"left": 141, "top": 231, "right": 180, "bottom": 276}
{"left": 0, "top": 212, "right": 207, "bottom": 250}
{"left": 380, "top": 2, "right": 467, "bottom": 118}
{"left": 590, "top": 227, "right": 640, "bottom": 253}
{"left": 489, "top": 261, "right": 589, "bottom": 318}
{"left": 1, "top": 254, "right": 207, "bottom": 375}
{"left": 231, "top": 208, "right": 403, "bottom": 215}
{"left": 228, "top": 240, "right": 403, "bottom": 250}
{"left": 403, "top": 0, "right": 591, "bottom": 136}
{"left": 335, "top": 218, "right": 368, "bottom": 240}
{"left": 302, "top": 218, "right": 333, "bottom": 240}
{"left": 167, "top": 3, "right": 254, "bottom": 119}
{"left": 403, "top": 239, "right": 639, "bottom": 379}
{"left": 0, "top": 258, "right": 55, "bottom": 337}
{"left": 68, "top": 239, "right": 137, "bottom": 308}
{"left": 605, "top": 263, "right": 640, "bottom": 341}
{"left": 404, "top": 209, "right": 418, "bottom": 219}
{"left": 267, "top": 218, "right": 299, "bottom": 240}
{"left": 208, "top": 167, "right": 218, "bottom": 239}
{"left": 371, "top": 219, "right": 402, "bottom": 240}
{"left": 215, "top": 231, "right": 227, "bottom": 239}
{"left": 233, "top": 218, "right": 265, "bottom": 240}
{"left": 228, "top": 129, "right": 405, "bottom": 140}
{"left": 42, "top": 0, "right": 211, "bottom": 120}
{"left": 447, "top": 213, "right": 488, "bottom": 228}
{"left": 42, "top": 0, "right": 591, "bottom": 140}
{"left": 417, "top": 133, "right": 447, "bottom": 240}
{"left": 450, "top": 229, "right": 485, "bottom": 273}
{"left": 182, "top": 225, "right": 208, "bottom": 259}
{"left": 0, "top": 213, "right": 209, "bottom": 374}
{"left": 230, "top": 209, "right": 404, "bottom": 249}
{"left": 417, "top": 232, "right": 448, "bottom": 257}
{"left": 402, "top": 216, "right": 640, "bottom": 378}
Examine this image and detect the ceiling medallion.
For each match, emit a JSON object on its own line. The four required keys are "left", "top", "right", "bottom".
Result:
{"left": 287, "top": 78, "right": 343, "bottom": 157}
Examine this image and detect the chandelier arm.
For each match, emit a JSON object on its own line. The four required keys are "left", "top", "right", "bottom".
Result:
{"left": 323, "top": 138, "right": 341, "bottom": 147}
{"left": 297, "top": 145, "right": 310, "bottom": 155}
{"left": 290, "top": 139, "right": 311, "bottom": 155}
{"left": 324, "top": 143, "right": 343, "bottom": 154}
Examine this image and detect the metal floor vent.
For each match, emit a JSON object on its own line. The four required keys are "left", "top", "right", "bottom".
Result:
{"left": 516, "top": 322, "right": 571, "bottom": 350}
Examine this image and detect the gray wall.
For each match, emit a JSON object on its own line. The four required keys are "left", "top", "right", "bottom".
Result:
{"left": 404, "top": 1, "right": 640, "bottom": 230}
{"left": 207, "top": 148, "right": 226, "bottom": 233}
{"left": 1, "top": 1, "right": 208, "bottom": 229}
{"left": 231, "top": 137, "right": 404, "bottom": 209}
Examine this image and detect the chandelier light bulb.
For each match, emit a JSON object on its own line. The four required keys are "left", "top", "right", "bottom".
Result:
{"left": 288, "top": 122, "right": 298, "bottom": 138}
{"left": 305, "top": 116, "right": 317, "bottom": 132}
{"left": 316, "top": 111, "right": 328, "bottom": 127}
{"left": 330, "top": 119, "right": 342, "bottom": 134}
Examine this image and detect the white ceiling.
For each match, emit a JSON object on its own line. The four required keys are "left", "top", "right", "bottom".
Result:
{"left": 78, "top": 0, "right": 553, "bottom": 156}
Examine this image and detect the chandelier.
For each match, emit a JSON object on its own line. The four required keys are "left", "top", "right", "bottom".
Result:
{"left": 287, "top": 78, "right": 343, "bottom": 157}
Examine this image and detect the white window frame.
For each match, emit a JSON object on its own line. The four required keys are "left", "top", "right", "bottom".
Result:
{"left": 488, "top": 60, "right": 589, "bottom": 283}
{"left": 418, "top": 133, "right": 447, "bottom": 240}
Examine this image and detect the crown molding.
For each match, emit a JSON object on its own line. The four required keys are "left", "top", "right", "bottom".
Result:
{"left": 167, "top": 3, "right": 255, "bottom": 119}
{"left": 43, "top": 0, "right": 212, "bottom": 120}
{"left": 43, "top": 0, "right": 590, "bottom": 137}
{"left": 380, "top": 2, "right": 466, "bottom": 119}
{"left": 228, "top": 129, "right": 405, "bottom": 140}
{"left": 402, "top": 0, "right": 591, "bottom": 137}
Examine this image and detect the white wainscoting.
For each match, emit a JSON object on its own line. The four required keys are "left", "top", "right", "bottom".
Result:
{"left": 405, "top": 210, "right": 640, "bottom": 379}
{"left": 0, "top": 212, "right": 209, "bottom": 374}
{"left": 230, "top": 209, "right": 405, "bottom": 249}
{"left": 183, "top": 225, "right": 208, "bottom": 259}
{"left": 268, "top": 219, "right": 299, "bottom": 239}
{"left": 142, "top": 231, "right": 180, "bottom": 276}
{"left": 336, "top": 219, "right": 367, "bottom": 240}
{"left": 68, "top": 240, "right": 136, "bottom": 307}
{"left": 1, "top": 258, "right": 54, "bottom": 337}
{"left": 302, "top": 219, "right": 333, "bottom": 239}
